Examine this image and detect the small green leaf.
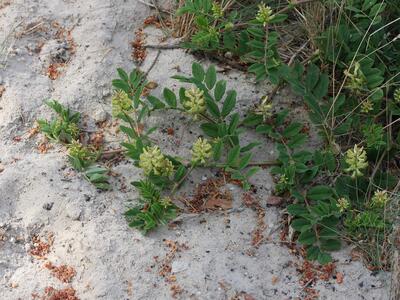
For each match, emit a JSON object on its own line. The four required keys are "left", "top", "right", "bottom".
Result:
{"left": 201, "top": 123, "right": 219, "bottom": 137}
{"left": 298, "top": 230, "right": 316, "bottom": 245}
{"left": 205, "top": 98, "right": 220, "bottom": 118}
{"left": 307, "top": 185, "right": 333, "bottom": 201}
{"left": 117, "top": 68, "right": 129, "bottom": 82}
{"left": 174, "top": 165, "right": 187, "bottom": 182}
{"left": 205, "top": 65, "right": 217, "bottom": 89}
{"left": 213, "top": 139, "right": 223, "bottom": 160}
{"left": 320, "top": 239, "right": 341, "bottom": 251}
{"left": 147, "top": 95, "right": 165, "bottom": 109}
{"left": 246, "top": 167, "right": 260, "bottom": 178}
{"left": 317, "top": 252, "right": 332, "bottom": 265}
{"left": 227, "top": 145, "right": 240, "bottom": 166}
{"left": 214, "top": 80, "right": 227, "bottom": 102}
{"left": 192, "top": 62, "right": 205, "bottom": 82}
{"left": 221, "top": 90, "right": 236, "bottom": 117}
{"left": 283, "top": 122, "right": 303, "bottom": 138}
{"left": 163, "top": 88, "right": 177, "bottom": 108}
{"left": 287, "top": 204, "right": 308, "bottom": 216}
{"left": 239, "top": 153, "right": 252, "bottom": 170}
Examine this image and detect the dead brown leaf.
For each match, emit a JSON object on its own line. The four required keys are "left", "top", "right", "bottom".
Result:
{"left": 271, "top": 275, "right": 279, "bottom": 285}
{"left": 44, "top": 262, "right": 76, "bottom": 283}
{"left": 132, "top": 28, "right": 146, "bottom": 63}
{"left": 336, "top": 272, "right": 344, "bottom": 284}
{"left": 41, "top": 286, "right": 79, "bottom": 300}
{"left": 266, "top": 195, "right": 283, "bottom": 206}
{"left": 182, "top": 178, "right": 232, "bottom": 213}
{"left": 38, "top": 140, "right": 53, "bottom": 153}
{"left": 47, "top": 63, "right": 65, "bottom": 80}
{"left": 29, "top": 234, "right": 54, "bottom": 259}
{"left": 27, "top": 126, "right": 40, "bottom": 138}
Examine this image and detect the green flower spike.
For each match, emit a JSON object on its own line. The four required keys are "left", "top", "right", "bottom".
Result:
{"left": 361, "top": 99, "right": 373, "bottom": 113}
{"left": 112, "top": 90, "right": 132, "bottom": 116}
{"left": 68, "top": 140, "right": 95, "bottom": 161}
{"left": 211, "top": 2, "right": 223, "bottom": 18}
{"left": 344, "top": 144, "right": 368, "bottom": 178}
{"left": 191, "top": 137, "right": 212, "bottom": 164}
{"left": 139, "top": 146, "right": 174, "bottom": 177}
{"left": 394, "top": 88, "right": 400, "bottom": 103}
{"left": 183, "top": 87, "right": 206, "bottom": 119}
{"left": 255, "top": 95, "right": 273, "bottom": 121}
{"left": 336, "top": 197, "right": 350, "bottom": 213}
{"left": 256, "top": 4, "right": 274, "bottom": 26}
{"left": 371, "top": 190, "right": 389, "bottom": 207}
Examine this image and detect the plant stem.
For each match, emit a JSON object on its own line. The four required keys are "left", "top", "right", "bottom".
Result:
{"left": 171, "top": 164, "right": 195, "bottom": 195}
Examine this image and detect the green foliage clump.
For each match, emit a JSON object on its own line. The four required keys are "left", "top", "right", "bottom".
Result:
{"left": 111, "top": 63, "right": 265, "bottom": 232}
{"left": 176, "top": 0, "right": 399, "bottom": 266}
{"left": 37, "top": 100, "right": 110, "bottom": 190}
{"left": 125, "top": 180, "right": 177, "bottom": 234}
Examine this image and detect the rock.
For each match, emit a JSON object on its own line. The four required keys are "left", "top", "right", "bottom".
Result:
{"left": 93, "top": 110, "right": 108, "bottom": 123}
{"left": 171, "top": 261, "right": 188, "bottom": 273}
{"left": 266, "top": 195, "right": 283, "bottom": 206}
{"left": 43, "top": 202, "right": 54, "bottom": 210}
{"left": 66, "top": 204, "right": 82, "bottom": 221}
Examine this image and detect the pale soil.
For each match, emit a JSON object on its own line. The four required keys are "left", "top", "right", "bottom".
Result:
{"left": 0, "top": 0, "right": 391, "bottom": 299}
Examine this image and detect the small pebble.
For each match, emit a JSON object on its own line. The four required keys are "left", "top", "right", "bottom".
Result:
{"left": 43, "top": 202, "right": 54, "bottom": 211}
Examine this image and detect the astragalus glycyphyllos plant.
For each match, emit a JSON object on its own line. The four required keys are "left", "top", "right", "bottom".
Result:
{"left": 170, "top": 0, "right": 400, "bottom": 266}
{"left": 37, "top": 100, "right": 110, "bottom": 190}
{"left": 238, "top": 0, "right": 400, "bottom": 267}
{"left": 111, "top": 62, "right": 275, "bottom": 233}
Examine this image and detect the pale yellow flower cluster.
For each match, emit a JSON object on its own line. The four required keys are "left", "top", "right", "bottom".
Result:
{"left": 371, "top": 190, "right": 389, "bottom": 207}
{"left": 394, "top": 88, "right": 400, "bottom": 103}
{"left": 255, "top": 95, "right": 273, "bottom": 121}
{"left": 112, "top": 90, "right": 132, "bottom": 116}
{"left": 139, "top": 146, "right": 174, "bottom": 177}
{"left": 344, "top": 145, "right": 368, "bottom": 178}
{"left": 183, "top": 87, "right": 206, "bottom": 119}
{"left": 256, "top": 4, "right": 274, "bottom": 26}
{"left": 336, "top": 197, "right": 350, "bottom": 213}
{"left": 191, "top": 138, "right": 213, "bottom": 164}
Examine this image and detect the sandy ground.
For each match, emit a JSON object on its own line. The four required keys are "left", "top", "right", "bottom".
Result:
{"left": 0, "top": 0, "right": 392, "bottom": 299}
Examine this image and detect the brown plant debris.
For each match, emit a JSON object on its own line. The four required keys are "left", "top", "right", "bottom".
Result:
{"left": 158, "top": 240, "right": 188, "bottom": 277}
{"left": 0, "top": 0, "right": 10, "bottom": 9}
{"left": 44, "top": 262, "right": 76, "bottom": 283}
{"left": 131, "top": 28, "right": 146, "bottom": 63}
{"left": 38, "top": 140, "right": 53, "bottom": 154}
{"left": 182, "top": 178, "right": 232, "bottom": 213}
{"left": 47, "top": 63, "right": 66, "bottom": 80}
{"left": 29, "top": 234, "right": 54, "bottom": 259}
{"left": 40, "top": 286, "right": 79, "bottom": 300}
{"left": 170, "top": 284, "right": 183, "bottom": 298}
{"left": 157, "top": 240, "right": 188, "bottom": 298}
{"left": 242, "top": 192, "right": 267, "bottom": 248}
{"left": 231, "top": 291, "right": 256, "bottom": 300}
{"left": 27, "top": 126, "right": 40, "bottom": 138}
{"left": 0, "top": 85, "right": 5, "bottom": 97}
{"left": 89, "top": 131, "right": 104, "bottom": 150}
{"left": 296, "top": 260, "right": 336, "bottom": 299}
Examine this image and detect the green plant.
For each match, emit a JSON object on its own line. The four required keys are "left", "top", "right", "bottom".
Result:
{"left": 111, "top": 63, "right": 272, "bottom": 232}
{"left": 125, "top": 180, "right": 177, "bottom": 233}
{"left": 240, "top": 0, "right": 400, "bottom": 266}
{"left": 37, "top": 100, "right": 80, "bottom": 143}
{"left": 37, "top": 100, "right": 111, "bottom": 190}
